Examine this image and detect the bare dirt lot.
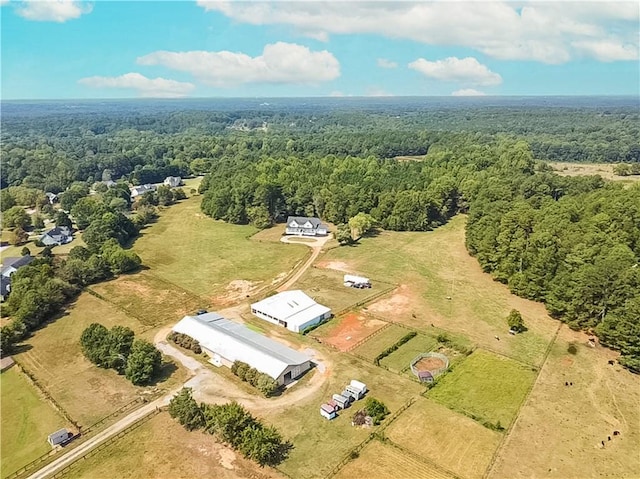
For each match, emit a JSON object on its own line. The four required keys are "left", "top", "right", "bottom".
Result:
{"left": 313, "top": 312, "right": 387, "bottom": 352}
{"left": 415, "top": 356, "right": 446, "bottom": 373}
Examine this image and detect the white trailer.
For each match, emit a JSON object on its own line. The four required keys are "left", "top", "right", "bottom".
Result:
{"left": 343, "top": 274, "right": 372, "bottom": 288}
{"left": 350, "top": 379, "right": 367, "bottom": 394}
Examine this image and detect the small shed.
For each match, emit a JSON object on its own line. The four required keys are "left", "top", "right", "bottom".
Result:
{"left": 320, "top": 403, "right": 337, "bottom": 420}
{"left": 48, "top": 428, "right": 70, "bottom": 447}
{"left": 332, "top": 394, "right": 350, "bottom": 409}
{"left": 341, "top": 389, "right": 356, "bottom": 402}
{"left": 346, "top": 384, "right": 366, "bottom": 401}
{"left": 350, "top": 380, "right": 367, "bottom": 393}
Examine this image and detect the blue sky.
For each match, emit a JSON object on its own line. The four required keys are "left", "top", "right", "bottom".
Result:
{"left": 1, "top": 1, "right": 638, "bottom": 99}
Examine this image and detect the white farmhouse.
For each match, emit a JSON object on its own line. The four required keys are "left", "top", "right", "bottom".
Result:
{"left": 130, "top": 184, "right": 157, "bottom": 198}
{"left": 172, "top": 312, "right": 312, "bottom": 385}
{"left": 163, "top": 176, "right": 182, "bottom": 188}
{"left": 285, "top": 216, "right": 328, "bottom": 236}
{"left": 251, "top": 290, "right": 331, "bottom": 333}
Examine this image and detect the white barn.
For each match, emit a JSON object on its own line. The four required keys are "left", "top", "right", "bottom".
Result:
{"left": 173, "top": 312, "right": 312, "bottom": 385}
{"left": 251, "top": 290, "right": 331, "bottom": 333}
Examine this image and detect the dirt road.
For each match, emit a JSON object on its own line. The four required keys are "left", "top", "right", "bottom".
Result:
{"left": 276, "top": 234, "right": 331, "bottom": 292}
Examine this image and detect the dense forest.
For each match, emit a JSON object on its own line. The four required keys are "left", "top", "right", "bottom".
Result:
{"left": 1, "top": 97, "right": 639, "bottom": 370}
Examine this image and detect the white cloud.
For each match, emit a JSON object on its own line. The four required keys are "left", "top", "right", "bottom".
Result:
{"left": 451, "top": 89, "right": 487, "bottom": 97}
{"left": 137, "top": 42, "right": 340, "bottom": 87}
{"left": 572, "top": 40, "right": 639, "bottom": 62}
{"left": 78, "top": 73, "right": 195, "bottom": 98}
{"left": 197, "top": 2, "right": 639, "bottom": 64}
{"left": 377, "top": 58, "right": 398, "bottom": 69}
{"left": 409, "top": 57, "right": 502, "bottom": 86}
{"left": 15, "top": 0, "right": 92, "bottom": 22}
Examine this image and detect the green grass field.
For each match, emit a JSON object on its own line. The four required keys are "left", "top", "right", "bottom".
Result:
{"left": 320, "top": 216, "right": 559, "bottom": 367}
{"left": 88, "top": 271, "right": 205, "bottom": 329}
{"left": 379, "top": 333, "right": 440, "bottom": 372}
{"left": 132, "top": 197, "right": 308, "bottom": 300}
{"left": 335, "top": 440, "right": 456, "bottom": 479}
{"left": 428, "top": 349, "right": 537, "bottom": 428}
{"left": 386, "top": 397, "right": 502, "bottom": 479}
{"left": 291, "top": 266, "right": 385, "bottom": 313}
{"left": 351, "top": 324, "right": 412, "bottom": 361}
{"left": 1, "top": 368, "right": 71, "bottom": 478}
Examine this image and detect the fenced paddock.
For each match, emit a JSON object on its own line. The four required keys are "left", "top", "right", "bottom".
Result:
{"left": 411, "top": 352, "right": 449, "bottom": 382}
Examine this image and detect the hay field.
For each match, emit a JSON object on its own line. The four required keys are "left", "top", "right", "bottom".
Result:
{"left": 319, "top": 216, "right": 558, "bottom": 367}
{"left": 428, "top": 349, "right": 537, "bottom": 428}
{"left": 132, "top": 197, "right": 307, "bottom": 300}
{"left": 63, "top": 412, "right": 284, "bottom": 479}
{"left": 335, "top": 440, "right": 456, "bottom": 479}
{"left": 386, "top": 398, "right": 502, "bottom": 479}
{"left": 489, "top": 327, "right": 640, "bottom": 479}
{"left": 1, "top": 368, "right": 71, "bottom": 478}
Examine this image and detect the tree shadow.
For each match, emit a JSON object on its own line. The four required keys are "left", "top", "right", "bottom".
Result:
{"left": 149, "top": 360, "right": 178, "bottom": 386}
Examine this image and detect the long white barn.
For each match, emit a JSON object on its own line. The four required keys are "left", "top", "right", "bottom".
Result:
{"left": 251, "top": 290, "right": 331, "bottom": 333}
{"left": 173, "top": 312, "right": 312, "bottom": 385}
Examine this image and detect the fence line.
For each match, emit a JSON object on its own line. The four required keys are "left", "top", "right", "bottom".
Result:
{"left": 345, "top": 322, "right": 392, "bottom": 352}
{"left": 384, "top": 439, "right": 463, "bottom": 479}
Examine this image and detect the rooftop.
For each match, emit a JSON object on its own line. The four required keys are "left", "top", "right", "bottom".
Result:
{"left": 251, "top": 290, "right": 331, "bottom": 327}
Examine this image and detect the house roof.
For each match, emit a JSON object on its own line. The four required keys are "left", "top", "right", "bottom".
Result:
{"left": 251, "top": 290, "right": 331, "bottom": 328}
{"left": 42, "top": 226, "right": 72, "bottom": 239}
{"left": 172, "top": 312, "right": 310, "bottom": 380}
{"left": 131, "top": 184, "right": 156, "bottom": 195}
{"left": 321, "top": 403, "right": 336, "bottom": 414}
{"left": 2, "top": 255, "right": 35, "bottom": 270}
{"left": 0, "top": 276, "right": 10, "bottom": 297}
{"left": 286, "top": 216, "right": 326, "bottom": 229}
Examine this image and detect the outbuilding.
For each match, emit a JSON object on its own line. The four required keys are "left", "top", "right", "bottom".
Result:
{"left": 172, "top": 312, "right": 312, "bottom": 385}
{"left": 251, "top": 290, "right": 331, "bottom": 333}
{"left": 343, "top": 274, "right": 371, "bottom": 288}
{"left": 320, "top": 403, "right": 338, "bottom": 420}
{"left": 332, "top": 394, "right": 350, "bottom": 409}
{"left": 47, "top": 428, "right": 70, "bottom": 447}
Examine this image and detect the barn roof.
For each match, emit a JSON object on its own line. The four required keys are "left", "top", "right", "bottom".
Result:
{"left": 251, "top": 290, "right": 331, "bottom": 328}
{"left": 173, "top": 312, "right": 310, "bottom": 380}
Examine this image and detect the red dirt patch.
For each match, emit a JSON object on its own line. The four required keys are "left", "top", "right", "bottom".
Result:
{"left": 366, "top": 285, "right": 412, "bottom": 316}
{"left": 319, "top": 312, "right": 387, "bottom": 352}
{"left": 315, "top": 260, "right": 352, "bottom": 272}
{"left": 414, "top": 356, "right": 446, "bottom": 372}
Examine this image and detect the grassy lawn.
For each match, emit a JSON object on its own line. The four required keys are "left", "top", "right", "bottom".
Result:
{"left": 17, "top": 292, "right": 185, "bottom": 427}
{"left": 292, "top": 266, "right": 389, "bottom": 314}
{"left": 335, "top": 440, "right": 456, "bottom": 479}
{"left": 0, "top": 231, "right": 85, "bottom": 259}
{"left": 88, "top": 271, "right": 205, "bottom": 329}
{"left": 351, "top": 324, "right": 412, "bottom": 361}
{"left": 63, "top": 412, "right": 284, "bottom": 479}
{"left": 386, "top": 397, "right": 502, "bottom": 479}
{"left": 428, "top": 349, "right": 537, "bottom": 428}
{"left": 380, "top": 333, "right": 440, "bottom": 372}
{"left": 319, "top": 216, "right": 559, "bottom": 367}
{"left": 132, "top": 197, "right": 308, "bottom": 300}
{"left": 489, "top": 327, "right": 640, "bottom": 479}
{"left": 1, "top": 368, "right": 71, "bottom": 478}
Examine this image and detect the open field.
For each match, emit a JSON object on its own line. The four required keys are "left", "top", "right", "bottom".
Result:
{"left": 63, "top": 412, "right": 284, "bottom": 479}
{"left": 319, "top": 216, "right": 559, "bottom": 366}
{"left": 386, "top": 398, "right": 502, "bottom": 479}
{"left": 335, "top": 440, "right": 456, "bottom": 479}
{"left": 548, "top": 161, "right": 640, "bottom": 184}
{"left": 132, "top": 197, "right": 308, "bottom": 301}
{"left": 291, "top": 265, "right": 386, "bottom": 314}
{"left": 88, "top": 271, "right": 205, "bottom": 329}
{"left": 351, "top": 323, "right": 411, "bottom": 360}
{"left": 489, "top": 327, "right": 640, "bottom": 479}
{"left": 17, "top": 293, "right": 186, "bottom": 426}
{"left": 312, "top": 312, "right": 388, "bottom": 352}
{"left": 1, "top": 367, "right": 71, "bottom": 478}
{"left": 428, "top": 349, "right": 537, "bottom": 428}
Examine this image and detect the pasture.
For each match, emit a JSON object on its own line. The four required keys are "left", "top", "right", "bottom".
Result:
{"left": 428, "top": 349, "right": 537, "bottom": 428}
{"left": 17, "top": 293, "right": 185, "bottom": 426}
{"left": 62, "top": 412, "right": 284, "bottom": 479}
{"left": 132, "top": 197, "right": 308, "bottom": 301}
{"left": 489, "top": 327, "right": 640, "bottom": 479}
{"left": 379, "top": 333, "right": 439, "bottom": 372}
{"left": 351, "top": 323, "right": 411, "bottom": 360}
{"left": 549, "top": 161, "right": 640, "bottom": 184}
{"left": 386, "top": 398, "right": 502, "bottom": 479}
{"left": 320, "top": 216, "right": 559, "bottom": 366}
{"left": 1, "top": 368, "right": 71, "bottom": 478}
{"left": 334, "top": 440, "right": 456, "bottom": 479}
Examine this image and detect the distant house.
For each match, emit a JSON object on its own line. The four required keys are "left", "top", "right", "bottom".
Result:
{"left": 285, "top": 216, "right": 328, "bottom": 236}
{"left": 163, "top": 176, "right": 182, "bottom": 188}
{"left": 47, "top": 429, "right": 70, "bottom": 447}
{"left": 45, "top": 192, "right": 58, "bottom": 204}
{"left": 1, "top": 255, "right": 35, "bottom": 278}
{"left": 130, "top": 184, "right": 157, "bottom": 198}
{"left": 1, "top": 276, "right": 11, "bottom": 302}
{"left": 40, "top": 226, "right": 73, "bottom": 246}
{"left": 251, "top": 290, "right": 331, "bottom": 333}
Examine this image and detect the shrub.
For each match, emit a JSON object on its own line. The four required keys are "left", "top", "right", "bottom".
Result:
{"left": 364, "top": 397, "right": 389, "bottom": 425}
{"left": 231, "top": 360, "right": 281, "bottom": 397}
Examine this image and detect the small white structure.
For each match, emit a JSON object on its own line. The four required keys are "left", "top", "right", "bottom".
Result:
{"left": 343, "top": 274, "right": 371, "bottom": 288}
{"left": 173, "top": 312, "right": 312, "bottom": 385}
{"left": 45, "top": 192, "right": 58, "bottom": 204}
{"left": 320, "top": 403, "right": 338, "bottom": 420}
{"left": 163, "top": 176, "right": 182, "bottom": 188}
{"left": 48, "top": 428, "right": 70, "bottom": 447}
{"left": 345, "top": 384, "right": 366, "bottom": 401}
{"left": 130, "top": 184, "right": 156, "bottom": 198}
{"left": 285, "top": 216, "right": 328, "bottom": 236}
{"left": 332, "top": 394, "right": 350, "bottom": 409}
{"left": 251, "top": 290, "right": 331, "bottom": 333}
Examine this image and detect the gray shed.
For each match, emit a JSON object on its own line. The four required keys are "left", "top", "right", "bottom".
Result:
{"left": 48, "top": 428, "right": 70, "bottom": 446}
